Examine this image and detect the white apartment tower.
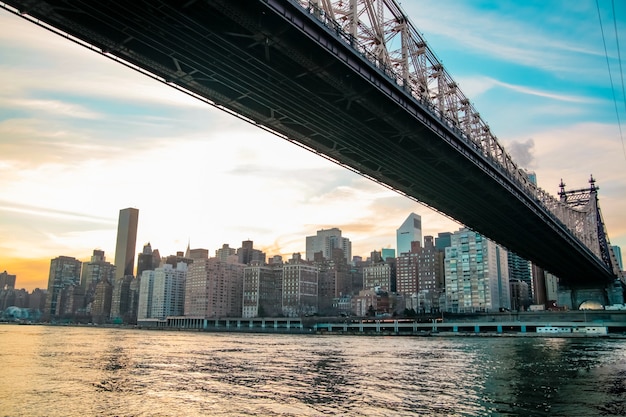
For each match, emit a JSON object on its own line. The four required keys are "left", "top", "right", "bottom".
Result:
{"left": 137, "top": 262, "right": 187, "bottom": 320}
{"left": 444, "top": 228, "right": 510, "bottom": 313}
{"left": 396, "top": 213, "right": 422, "bottom": 256}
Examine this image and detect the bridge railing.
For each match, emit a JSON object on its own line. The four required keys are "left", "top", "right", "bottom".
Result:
{"left": 296, "top": 0, "right": 608, "bottom": 264}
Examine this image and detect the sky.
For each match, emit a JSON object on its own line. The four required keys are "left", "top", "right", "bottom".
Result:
{"left": 1, "top": 0, "right": 625, "bottom": 291}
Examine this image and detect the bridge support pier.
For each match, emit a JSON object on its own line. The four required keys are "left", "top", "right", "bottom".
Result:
{"left": 606, "top": 280, "right": 625, "bottom": 306}
{"left": 557, "top": 280, "right": 624, "bottom": 310}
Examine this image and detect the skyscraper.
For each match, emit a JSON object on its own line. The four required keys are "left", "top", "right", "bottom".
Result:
{"left": 444, "top": 228, "right": 510, "bottom": 313}
{"left": 80, "top": 249, "right": 115, "bottom": 292}
{"left": 0, "top": 270, "right": 16, "bottom": 290}
{"left": 396, "top": 213, "right": 422, "bottom": 255}
{"left": 242, "top": 264, "right": 283, "bottom": 318}
{"left": 136, "top": 243, "right": 156, "bottom": 279}
{"left": 111, "top": 207, "right": 139, "bottom": 323}
{"left": 305, "top": 228, "right": 351, "bottom": 264}
{"left": 282, "top": 255, "right": 319, "bottom": 317}
{"left": 184, "top": 257, "right": 245, "bottom": 318}
{"left": 611, "top": 245, "right": 623, "bottom": 271}
{"left": 138, "top": 263, "right": 187, "bottom": 320}
{"left": 507, "top": 251, "right": 532, "bottom": 307}
{"left": 44, "top": 256, "right": 82, "bottom": 319}
{"left": 113, "top": 208, "right": 139, "bottom": 280}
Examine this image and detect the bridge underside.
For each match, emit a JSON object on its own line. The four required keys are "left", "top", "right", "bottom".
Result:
{"left": 4, "top": 0, "right": 615, "bottom": 284}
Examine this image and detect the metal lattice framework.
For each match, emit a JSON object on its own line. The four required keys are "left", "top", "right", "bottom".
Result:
{"left": 300, "top": 0, "right": 616, "bottom": 272}
{"left": 558, "top": 178, "right": 623, "bottom": 278}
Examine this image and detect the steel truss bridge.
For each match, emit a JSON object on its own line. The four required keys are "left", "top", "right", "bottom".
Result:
{"left": 3, "top": 0, "right": 622, "bottom": 285}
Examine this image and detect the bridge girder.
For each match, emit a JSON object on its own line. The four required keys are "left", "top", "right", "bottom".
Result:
{"left": 1, "top": 0, "right": 617, "bottom": 284}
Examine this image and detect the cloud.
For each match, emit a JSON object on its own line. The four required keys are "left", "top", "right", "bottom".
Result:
{"left": 491, "top": 80, "right": 595, "bottom": 104}
{"left": 507, "top": 138, "right": 535, "bottom": 169}
{"left": 512, "top": 122, "right": 625, "bottom": 231}
{"left": 0, "top": 201, "right": 114, "bottom": 224}
{"left": 456, "top": 76, "right": 597, "bottom": 104}
{"left": 4, "top": 98, "right": 102, "bottom": 119}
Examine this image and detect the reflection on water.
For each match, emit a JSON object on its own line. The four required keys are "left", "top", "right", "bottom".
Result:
{"left": 1, "top": 325, "right": 625, "bottom": 416}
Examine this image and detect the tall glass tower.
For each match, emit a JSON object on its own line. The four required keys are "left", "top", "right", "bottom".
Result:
{"left": 396, "top": 213, "right": 422, "bottom": 256}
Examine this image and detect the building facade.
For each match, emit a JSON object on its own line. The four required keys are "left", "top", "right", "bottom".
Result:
{"left": 242, "top": 263, "right": 283, "bottom": 318}
{"left": 0, "top": 270, "right": 16, "bottom": 290}
{"left": 44, "top": 256, "right": 82, "bottom": 319}
{"left": 138, "top": 263, "right": 187, "bottom": 320}
{"left": 282, "top": 256, "right": 318, "bottom": 317}
{"left": 91, "top": 279, "right": 113, "bottom": 323}
{"left": 507, "top": 251, "right": 532, "bottom": 307}
{"left": 184, "top": 258, "right": 245, "bottom": 318}
{"left": 396, "top": 213, "right": 422, "bottom": 255}
{"left": 444, "top": 228, "right": 510, "bottom": 313}
{"left": 363, "top": 260, "right": 396, "bottom": 293}
{"left": 305, "top": 228, "right": 351, "bottom": 264}
{"left": 81, "top": 250, "right": 115, "bottom": 291}
{"left": 113, "top": 207, "right": 139, "bottom": 280}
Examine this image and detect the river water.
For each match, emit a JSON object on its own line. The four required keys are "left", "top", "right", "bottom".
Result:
{"left": 1, "top": 325, "right": 625, "bottom": 416}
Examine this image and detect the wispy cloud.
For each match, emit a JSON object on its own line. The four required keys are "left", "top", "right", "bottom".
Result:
{"left": 491, "top": 80, "right": 596, "bottom": 104}
{"left": 0, "top": 200, "right": 115, "bottom": 224}
{"left": 403, "top": 0, "right": 610, "bottom": 77}
{"left": 457, "top": 76, "right": 596, "bottom": 104}
{"left": 3, "top": 97, "right": 102, "bottom": 119}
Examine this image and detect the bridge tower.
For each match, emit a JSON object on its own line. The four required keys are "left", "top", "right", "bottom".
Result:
{"left": 556, "top": 176, "right": 624, "bottom": 309}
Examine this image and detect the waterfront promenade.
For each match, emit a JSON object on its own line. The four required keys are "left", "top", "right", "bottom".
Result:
{"left": 138, "top": 310, "right": 626, "bottom": 337}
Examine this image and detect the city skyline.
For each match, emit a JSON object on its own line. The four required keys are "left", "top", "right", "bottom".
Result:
{"left": 1, "top": 1, "right": 625, "bottom": 291}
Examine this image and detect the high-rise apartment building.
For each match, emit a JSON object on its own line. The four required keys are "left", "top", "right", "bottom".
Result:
{"left": 611, "top": 245, "right": 623, "bottom": 271}
{"left": 80, "top": 249, "right": 115, "bottom": 295}
{"left": 137, "top": 269, "right": 155, "bottom": 321}
{"left": 282, "top": 261, "right": 318, "bottom": 317}
{"left": 91, "top": 279, "right": 113, "bottom": 323}
{"left": 110, "top": 275, "right": 134, "bottom": 323}
{"left": 215, "top": 244, "right": 237, "bottom": 263}
{"left": 415, "top": 236, "right": 445, "bottom": 312}
{"left": 507, "top": 251, "right": 532, "bottom": 306}
{"left": 147, "top": 262, "right": 187, "bottom": 320}
{"left": 435, "top": 232, "right": 452, "bottom": 252}
{"left": 381, "top": 248, "right": 396, "bottom": 261}
{"left": 237, "top": 240, "right": 266, "bottom": 265}
{"left": 188, "top": 248, "right": 209, "bottom": 261}
{"left": 305, "top": 228, "right": 351, "bottom": 264}
{"left": 396, "top": 246, "right": 419, "bottom": 296}
{"left": 363, "top": 259, "right": 396, "bottom": 293}
{"left": 510, "top": 279, "right": 530, "bottom": 311}
{"left": 315, "top": 248, "right": 351, "bottom": 315}
{"left": 137, "top": 243, "right": 156, "bottom": 278}
{"left": 242, "top": 264, "right": 283, "bottom": 318}
{"left": 0, "top": 270, "right": 16, "bottom": 290}
{"left": 396, "top": 213, "right": 422, "bottom": 255}
{"left": 44, "top": 256, "right": 82, "bottom": 318}
{"left": 185, "top": 257, "right": 245, "bottom": 318}
{"left": 444, "top": 228, "right": 510, "bottom": 313}
{"left": 113, "top": 208, "right": 139, "bottom": 280}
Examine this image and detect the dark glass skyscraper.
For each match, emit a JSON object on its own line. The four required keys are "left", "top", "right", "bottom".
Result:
{"left": 111, "top": 208, "right": 139, "bottom": 323}
{"left": 114, "top": 208, "right": 139, "bottom": 280}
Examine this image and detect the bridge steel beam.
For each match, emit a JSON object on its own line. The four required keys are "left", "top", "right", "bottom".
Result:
{"left": 1, "top": 0, "right": 615, "bottom": 284}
